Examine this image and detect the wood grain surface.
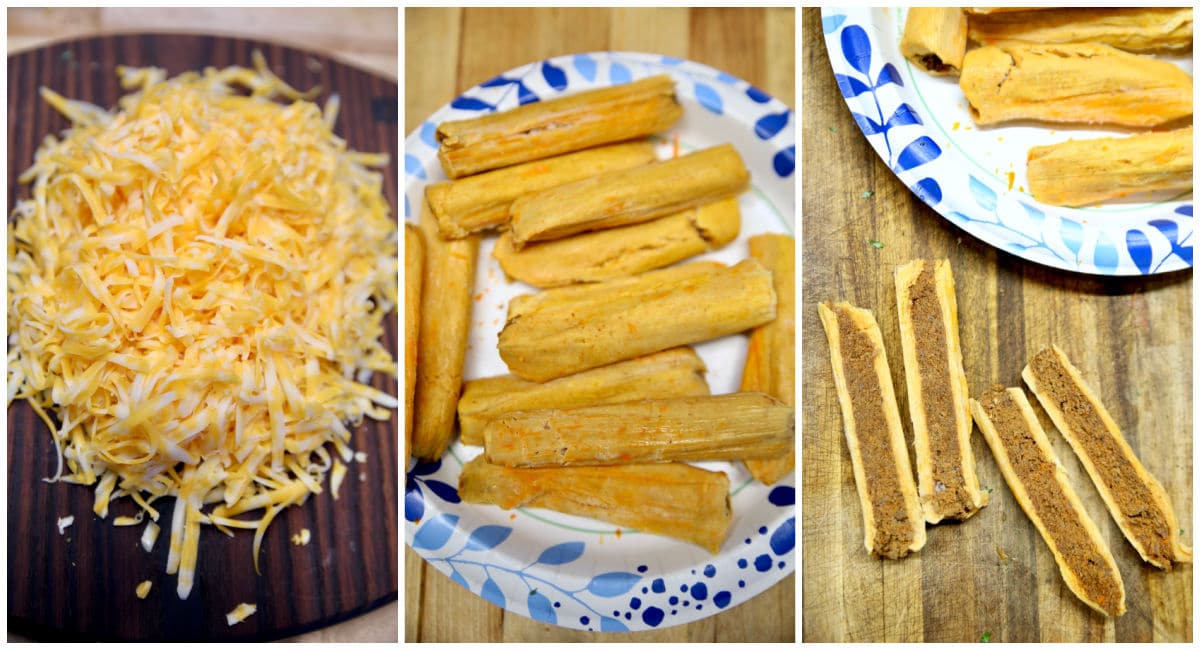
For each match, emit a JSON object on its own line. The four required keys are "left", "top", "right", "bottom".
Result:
{"left": 800, "top": 9, "right": 1192, "bottom": 642}
{"left": 404, "top": 7, "right": 795, "bottom": 642}
{"left": 7, "top": 33, "right": 399, "bottom": 641}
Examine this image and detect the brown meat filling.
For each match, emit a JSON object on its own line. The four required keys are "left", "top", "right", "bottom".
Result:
{"left": 909, "top": 266, "right": 975, "bottom": 518}
{"left": 837, "top": 308, "right": 915, "bottom": 559}
{"left": 1030, "top": 350, "right": 1174, "bottom": 568}
{"left": 977, "top": 388, "right": 1123, "bottom": 615}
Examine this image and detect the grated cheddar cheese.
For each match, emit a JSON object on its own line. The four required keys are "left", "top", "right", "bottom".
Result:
{"left": 8, "top": 54, "right": 397, "bottom": 600}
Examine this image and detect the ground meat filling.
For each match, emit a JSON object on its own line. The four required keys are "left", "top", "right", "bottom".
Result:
{"left": 836, "top": 308, "right": 915, "bottom": 559}
{"left": 909, "top": 266, "right": 975, "bottom": 518}
{"left": 977, "top": 388, "right": 1123, "bottom": 615}
{"left": 1030, "top": 349, "right": 1175, "bottom": 568}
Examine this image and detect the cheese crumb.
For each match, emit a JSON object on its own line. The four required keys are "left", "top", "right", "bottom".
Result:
{"left": 136, "top": 580, "right": 153, "bottom": 599}
{"left": 354, "top": 451, "right": 368, "bottom": 463}
{"left": 57, "top": 516, "right": 75, "bottom": 535}
{"left": 226, "top": 602, "right": 257, "bottom": 626}
{"left": 331, "top": 460, "right": 347, "bottom": 500}
{"left": 291, "top": 528, "right": 312, "bottom": 546}
{"left": 141, "top": 521, "right": 161, "bottom": 552}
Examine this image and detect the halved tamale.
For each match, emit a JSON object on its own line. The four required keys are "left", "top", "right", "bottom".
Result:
{"left": 1027, "top": 127, "right": 1192, "bottom": 207}
{"left": 1023, "top": 345, "right": 1192, "bottom": 570}
{"left": 900, "top": 7, "right": 968, "bottom": 75}
{"left": 895, "top": 259, "right": 987, "bottom": 523}
{"left": 968, "top": 7, "right": 1193, "bottom": 54}
{"left": 819, "top": 301, "right": 925, "bottom": 559}
{"left": 971, "top": 386, "right": 1126, "bottom": 617}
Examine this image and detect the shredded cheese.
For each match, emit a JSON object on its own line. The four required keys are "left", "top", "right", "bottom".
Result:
{"left": 226, "top": 602, "right": 257, "bottom": 626}
{"left": 141, "top": 521, "right": 160, "bottom": 552}
{"left": 57, "top": 515, "right": 75, "bottom": 535}
{"left": 291, "top": 528, "right": 311, "bottom": 546}
{"left": 136, "top": 580, "right": 153, "bottom": 599}
{"left": 8, "top": 56, "right": 397, "bottom": 601}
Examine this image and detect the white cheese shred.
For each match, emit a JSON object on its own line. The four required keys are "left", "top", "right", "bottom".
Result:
{"left": 226, "top": 602, "right": 257, "bottom": 626}
{"left": 8, "top": 55, "right": 397, "bottom": 601}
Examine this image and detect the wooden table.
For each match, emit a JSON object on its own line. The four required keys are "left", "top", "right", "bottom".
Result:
{"left": 405, "top": 7, "right": 796, "bottom": 642}
{"left": 800, "top": 9, "right": 1192, "bottom": 642}
{"left": 6, "top": 8, "right": 397, "bottom": 643}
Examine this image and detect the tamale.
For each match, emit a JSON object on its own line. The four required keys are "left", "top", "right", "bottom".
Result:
{"left": 492, "top": 197, "right": 740, "bottom": 288}
{"left": 968, "top": 8, "right": 1193, "bottom": 54}
{"left": 498, "top": 259, "right": 776, "bottom": 382}
{"left": 457, "top": 347, "right": 710, "bottom": 446}
{"left": 404, "top": 224, "right": 424, "bottom": 467}
{"left": 507, "top": 144, "right": 749, "bottom": 248}
{"left": 1027, "top": 127, "right": 1192, "bottom": 207}
{"left": 960, "top": 43, "right": 1192, "bottom": 127}
{"left": 894, "top": 259, "right": 987, "bottom": 523}
{"left": 1024, "top": 345, "right": 1192, "bottom": 570}
{"left": 436, "top": 75, "right": 682, "bottom": 178}
{"left": 740, "top": 234, "right": 796, "bottom": 485}
{"left": 819, "top": 301, "right": 925, "bottom": 559}
{"left": 459, "top": 456, "right": 732, "bottom": 553}
{"left": 900, "top": 8, "right": 969, "bottom": 75}
{"left": 410, "top": 201, "right": 480, "bottom": 461}
{"left": 426, "top": 141, "right": 658, "bottom": 239}
{"left": 483, "top": 393, "right": 794, "bottom": 468}
{"left": 971, "top": 386, "right": 1126, "bottom": 617}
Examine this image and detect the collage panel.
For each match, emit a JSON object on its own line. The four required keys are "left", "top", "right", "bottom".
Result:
{"left": 802, "top": 7, "right": 1191, "bottom": 642}
{"left": 6, "top": 8, "right": 398, "bottom": 642}
{"left": 404, "top": 6, "right": 795, "bottom": 643}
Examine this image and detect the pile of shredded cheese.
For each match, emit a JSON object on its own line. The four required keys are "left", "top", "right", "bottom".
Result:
{"left": 7, "top": 53, "right": 397, "bottom": 599}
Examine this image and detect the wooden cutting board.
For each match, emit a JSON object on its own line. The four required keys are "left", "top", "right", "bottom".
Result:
{"left": 799, "top": 9, "right": 1192, "bottom": 643}
{"left": 6, "top": 34, "right": 398, "bottom": 641}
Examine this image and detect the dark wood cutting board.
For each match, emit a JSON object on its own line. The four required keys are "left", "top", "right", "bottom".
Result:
{"left": 7, "top": 34, "right": 398, "bottom": 641}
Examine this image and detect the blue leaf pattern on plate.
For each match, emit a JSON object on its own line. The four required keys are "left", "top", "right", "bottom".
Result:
{"left": 1061, "top": 219, "right": 1083, "bottom": 257}
{"left": 661, "top": 55, "right": 683, "bottom": 65}
{"left": 410, "top": 459, "right": 442, "bottom": 476}
{"left": 850, "top": 112, "right": 882, "bottom": 136}
{"left": 450, "top": 569, "right": 470, "bottom": 591}
{"left": 823, "top": 14, "right": 847, "bottom": 34}
{"left": 894, "top": 136, "right": 941, "bottom": 171}
{"left": 404, "top": 477, "right": 424, "bottom": 522}
{"left": 840, "top": 25, "right": 872, "bottom": 75}
{"left": 573, "top": 54, "right": 597, "bottom": 82}
{"left": 834, "top": 74, "right": 871, "bottom": 99}
{"left": 773, "top": 146, "right": 795, "bottom": 178}
{"left": 404, "top": 154, "right": 425, "bottom": 179}
{"left": 481, "top": 578, "right": 506, "bottom": 608}
{"left": 610, "top": 62, "right": 632, "bottom": 84}
{"left": 1093, "top": 233, "right": 1120, "bottom": 274}
{"left": 694, "top": 83, "right": 723, "bottom": 115}
{"left": 768, "top": 486, "right": 794, "bottom": 506}
{"left": 542, "top": 61, "right": 568, "bottom": 91}
{"left": 424, "top": 479, "right": 461, "bottom": 503}
{"left": 480, "top": 75, "right": 513, "bottom": 88}
{"left": 465, "top": 525, "right": 513, "bottom": 551}
{"left": 528, "top": 592, "right": 557, "bottom": 624}
{"left": 885, "top": 103, "right": 921, "bottom": 129}
{"left": 1176, "top": 205, "right": 1193, "bottom": 217}
{"left": 1127, "top": 229, "right": 1153, "bottom": 274}
{"left": 754, "top": 110, "right": 789, "bottom": 140}
{"left": 1149, "top": 219, "right": 1192, "bottom": 266}
{"left": 874, "top": 62, "right": 903, "bottom": 88}
{"left": 912, "top": 177, "right": 942, "bottom": 205}
{"left": 451, "top": 96, "right": 493, "bottom": 112}
{"left": 585, "top": 572, "right": 643, "bottom": 597}
{"left": 516, "top": 81, "right": 539, "bottom": 105}
{"left": 746, "top": 85, "right": 770, "bottom": 103}
{"left": 412, "top": 513, "right": 460, "bottom": 550}
{"left": 968, "top": 176, "right": 997, "bottom": 212}
{"left": 536, "top": 541, "right": 586, "bottom": 565}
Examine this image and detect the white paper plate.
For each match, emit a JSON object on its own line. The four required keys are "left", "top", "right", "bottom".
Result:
{"left": 403, "top": 51, "right": 795, "bottom": 632}
{"left": 822, "top": 7, "right": 1193, "bottom": 276}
